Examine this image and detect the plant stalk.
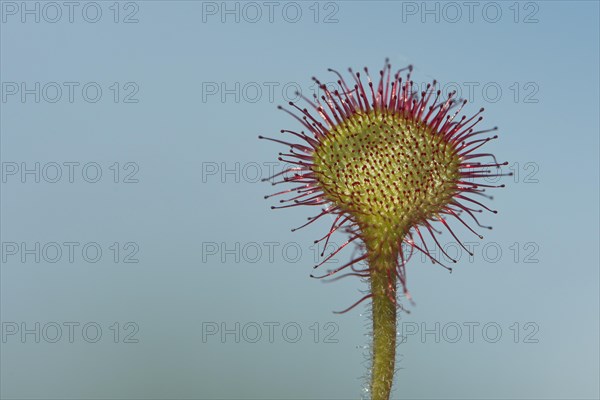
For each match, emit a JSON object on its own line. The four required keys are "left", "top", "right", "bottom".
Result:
{"left": 367, "top": 240, "right": 398, "bottom": 400}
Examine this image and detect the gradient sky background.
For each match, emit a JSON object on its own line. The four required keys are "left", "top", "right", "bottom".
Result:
{"left": 1, "top": 1, "right": 599, "bottom": 399}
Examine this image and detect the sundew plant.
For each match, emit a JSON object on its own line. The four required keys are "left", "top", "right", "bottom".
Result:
{"left": 261, "top": 60, "right": 508, "bottom": 400}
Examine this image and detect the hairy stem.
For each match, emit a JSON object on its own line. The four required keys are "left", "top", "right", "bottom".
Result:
{"left": 368, "top": 240, "right": 398, "bottom": 400}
